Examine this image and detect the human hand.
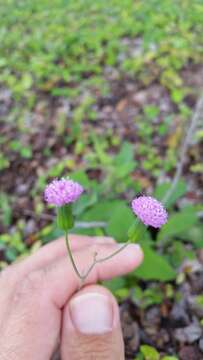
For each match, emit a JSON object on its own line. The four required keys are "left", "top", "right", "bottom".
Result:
{"left": 0, "top": 235, "right": 143, "bottom": 360}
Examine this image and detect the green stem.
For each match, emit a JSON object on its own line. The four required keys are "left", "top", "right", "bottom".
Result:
{"left": 83, "top": 241, "right": 130, "bottom": 280}
{"left": 95, "top": 241, "right": 130, "bottom": 264}
{"left": 65, "top": 232, "right": 83, "bottom": 280}
{"left": 128, "top": 219, "right": 146, "bottom": 243}
{"left": 65, "top": 232, "right": 131, "bottom": 284}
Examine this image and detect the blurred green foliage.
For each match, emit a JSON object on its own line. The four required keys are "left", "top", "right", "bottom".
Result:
{"left": 0, "top": 0, "right": 203, "bottom": 301}
{"left": 0, "top": 0, "right": 203, "bottom": 101}
{"left": 0, "top": 3, "right": 203, "bottom": 357}
{"left": 136, "top": 345, "right": 179, "bottom": 360}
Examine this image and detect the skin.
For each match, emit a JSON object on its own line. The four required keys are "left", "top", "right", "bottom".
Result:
{"left": 0, "top": 235, "right": 143, "bottom": 360}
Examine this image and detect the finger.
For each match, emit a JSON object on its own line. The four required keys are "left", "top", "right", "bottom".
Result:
{"left": 0, "top": 236, "right": 115, "bottom": 326}
{"left": 40, "top": 242, "right": 143, "bottom": 308}
{"left": 0, "top": 243, "right": 142, "bottom": 360}
{"left": 61, "top": 285, "right": 124, "bottom": 360}
{"left": 1, "top": 235, "right": 115, "bottom": 285}
{"left": 16, "top": 234, "right": 115, "bottom": 274}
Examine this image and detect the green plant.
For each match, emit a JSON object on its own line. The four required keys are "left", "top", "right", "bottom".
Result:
{"left": 0, "top": 153, "right": 9, "bottom": 170}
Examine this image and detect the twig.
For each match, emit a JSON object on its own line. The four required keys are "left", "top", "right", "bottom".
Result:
{"left": 162, "top": 95, "right": 203, "bottom": 205}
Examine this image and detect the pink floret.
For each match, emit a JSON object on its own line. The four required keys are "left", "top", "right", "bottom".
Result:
{"left": 131, "top": 196, "right": 168, "bottom": 228}
{"left": 44, "top": 178, "right": 83, "bottom": 207}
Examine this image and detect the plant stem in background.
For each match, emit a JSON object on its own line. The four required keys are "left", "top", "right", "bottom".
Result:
{"left": 163, "top": 95, "right": 203, "bottom": 205}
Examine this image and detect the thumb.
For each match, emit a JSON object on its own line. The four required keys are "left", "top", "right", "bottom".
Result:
{"left": 61, "top": 285, "right": 124, "bottom": 360}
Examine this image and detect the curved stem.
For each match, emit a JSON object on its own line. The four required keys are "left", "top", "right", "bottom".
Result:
{"left": 82, "top": 241, "right": 130, "bottom": 280}
{"left": 65, "top": 231, "right": 130, "bottom": 284}
{"left": 96, "top": 241, "right": 130, "bottom": 264}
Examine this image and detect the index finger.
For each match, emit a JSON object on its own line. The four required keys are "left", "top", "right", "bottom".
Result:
{"left": 40, "top": 242, "right": 143, "bottom": 308}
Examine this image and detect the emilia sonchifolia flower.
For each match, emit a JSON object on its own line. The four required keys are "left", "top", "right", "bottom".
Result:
{"left": 44, "top": 177, "right": 87, "bottom": 282}
{"left": 44, "top": 178, "right": 168, "bottom": 284}
{"left": 131, "top": 195, "right": 168, "bottom": 228}
{"left": 44, "top": 178, "right": 84, "bottom": 207}
{"left": 44, "top": 177, "right": 133, "bottom": 284}
{"left": 44, "top": 178, "right": 84, "bottom": 232}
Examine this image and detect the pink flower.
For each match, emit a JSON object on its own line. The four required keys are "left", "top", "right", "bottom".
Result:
{"left": 131, "top": 196, "right": 168, "bottom": 228}
{"left": 44, "top": 178, "right": 83, "bottom": 207}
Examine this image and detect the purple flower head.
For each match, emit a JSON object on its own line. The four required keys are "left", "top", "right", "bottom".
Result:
{"left": 131, "top": 196, "right": 168, "bottom": 228}
{"left": 44, "top": 178, "right": 83, "bottom": 207}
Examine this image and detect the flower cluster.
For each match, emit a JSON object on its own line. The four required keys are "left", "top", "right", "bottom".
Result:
{"left": 131, "top": 195, "right": 168, "bottom": 228}
{"left": 44, "top": 178, "right": 83, "bottom": 207}
{"left": 44, "top": 178, "right": 168, "bottom": 229}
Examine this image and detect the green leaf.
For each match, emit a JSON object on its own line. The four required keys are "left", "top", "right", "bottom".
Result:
{"left": 154, "top": 180, "right": 187, "bottom": 208}
{"left": 114, "top": 141, "right": 134, "bottom": 165}
{"left": 140, "top": 345, "right": 160, "bottom": 360}
{"left": 162, "top": 357, "right": 178, "bottom": 360}
{"left": 107, "top": 203, "right": 134, "bottom": 242}
{"left": 178, "top": 224, "right": 203, "bottom": 248}
{"left": 158, "top": 206, "right": 198, "bottom": 240}
{"left": 144, "top": 105, "right": 160, "bottom": 119}
{"left": 171, "top": 88, "right": 184, "bottom": 104}
{"left": 81, "top": 200, "right": 125, "bottom": 223}
{"left": 133, "top": 286, "right": 164, "bottom": 309}
{"left": 73, "top": 192, "right": 97, "bottom": 216}
{"left": 115, "top": 161, "right": 136, "bottom": 178}
{"left": 103, "top": 277, "right": 126, "bottom": 292}
{"left": 20, "top": 147, "right": 32, "bottom": 159}
{"left": 135, "top": 244, "right": 176, "bottom": 281}
{"left": 169, "top": 241, "right": 195, "bottom": 268}
{"left": 71, "top": 171, "right": 90, "bottom": 188}
{"left": 5, "top": 248, "right": 18, "bottom": 262}
{"left": 9, "top": 140, "right": 22, "bottom": 151}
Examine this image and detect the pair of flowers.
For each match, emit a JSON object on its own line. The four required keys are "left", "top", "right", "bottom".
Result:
{"left": 44, "top": 178, "right": 168, "bottom": 282}
{"left": 44, "top": 178, "right": 168, "bottom": 229}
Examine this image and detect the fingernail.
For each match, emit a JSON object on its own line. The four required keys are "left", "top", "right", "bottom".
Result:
{"left": 70, "top": 293, "right": 113, "bottom": 334}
